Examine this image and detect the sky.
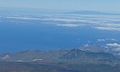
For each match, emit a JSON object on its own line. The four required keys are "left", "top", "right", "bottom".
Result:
{"left": 0, "top": 0, "right": 120, "bottom": 13}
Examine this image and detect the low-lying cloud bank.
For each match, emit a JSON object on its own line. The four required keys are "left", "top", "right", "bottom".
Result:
{"left": 106, "top": 43, "right": 120, "bottom": 55}
{"left": 2, "top": 15, "right": 120, "bottom": 31}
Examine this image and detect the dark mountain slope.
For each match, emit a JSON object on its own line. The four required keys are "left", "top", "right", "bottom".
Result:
{"left": 60, "top": 49, "right": 119, "bottom": 64}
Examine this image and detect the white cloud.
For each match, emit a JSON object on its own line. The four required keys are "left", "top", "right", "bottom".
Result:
{"left": 32, "top": 59, "right": 43, "bottom": 62}
{"left": 106, "top": 43, "right": 120, "bottom": 54}
{"left": 56, "top": 24, "right": 80, "bottom": 27}
{"left": 95, "top": 27, "right": 120, "bottom": 31}
{"left": 6, "top": 16, "right": 41, "bottom": 20}
{"left": 2, "top": 55, "right": 10, "bottom": 60}
{"left": 107, "top": 43, "right": 120, "bottom": 47}
{"left": 84, "top": 44, "right": 89, "bottom": 47}
{"left": 5, "top": 16, "right": 120, "bottom": 31}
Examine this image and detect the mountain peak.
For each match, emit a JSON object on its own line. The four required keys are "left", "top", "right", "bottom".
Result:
{"left": 60, "top": 48, "right": 117, "bottom": 63}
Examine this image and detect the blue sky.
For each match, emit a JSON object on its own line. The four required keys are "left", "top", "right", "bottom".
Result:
{"left": 0, "top": 0, "right": 120, "bottom": 13}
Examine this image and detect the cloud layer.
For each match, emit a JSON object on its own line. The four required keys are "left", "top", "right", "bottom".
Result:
{"left": 3, "top": 15, "right": 120, "bottom": 31}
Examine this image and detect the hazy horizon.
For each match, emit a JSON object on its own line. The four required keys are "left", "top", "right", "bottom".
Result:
{"left": 0, "top": 0, "right": 120, "bottom": 13}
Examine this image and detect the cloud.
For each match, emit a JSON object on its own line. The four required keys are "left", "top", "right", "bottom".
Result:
{"left": 94, "top": 23, "right": 120, "bottom": 31}
{"left": 106, "top": 43, "right": 120, "bottom": 54}
{"left": 56, "top": 24, "right": 80, "bottom": 27}
{"left": 5, "top": 16, "right": 120, "bottom": 31}
{"left": 107, "top": 43, "right": 120, "bottom": 48}
{"left": 6, "top": 16, "right": 40, "bottom": 20}
{"left": 95, "top": 27, "right": 120, "bottom": 31}
{"left": 1, "top": 55, "right": 10, "bottom": 60}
